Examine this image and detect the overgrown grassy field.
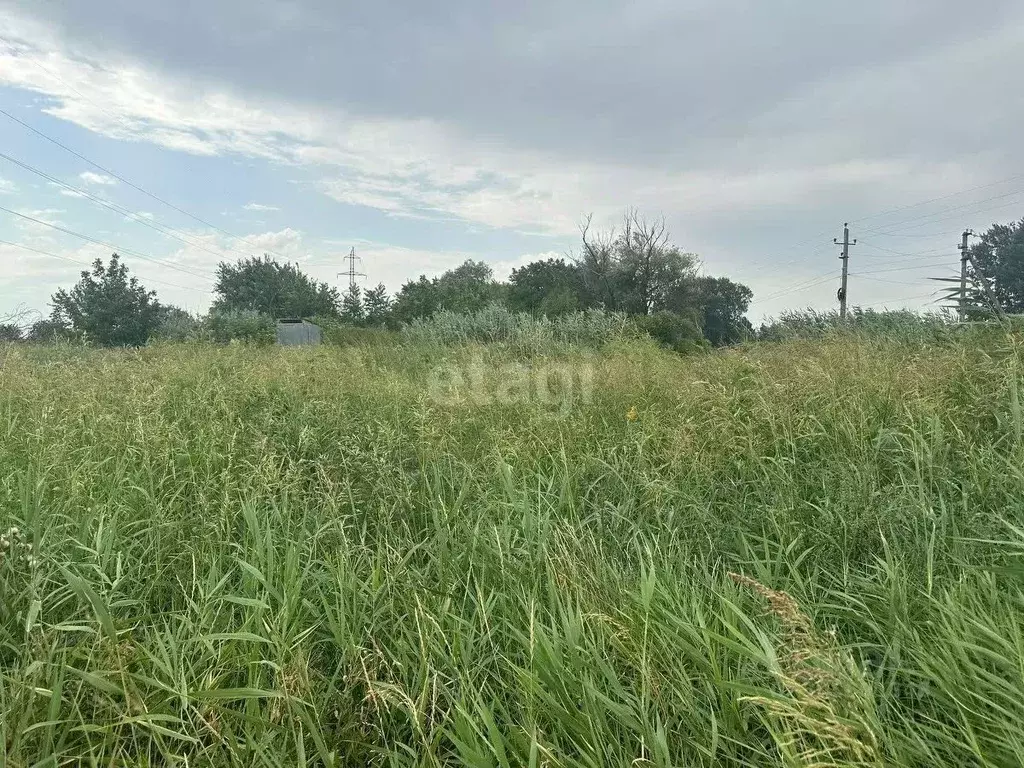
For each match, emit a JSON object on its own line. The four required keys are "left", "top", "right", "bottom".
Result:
{"left": 2, "top": 332, "right": 1024, "bottom": 766}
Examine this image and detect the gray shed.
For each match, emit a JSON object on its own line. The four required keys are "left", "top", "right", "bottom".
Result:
{"left": 276, "top": 319, "right": 322, "bottom": 346}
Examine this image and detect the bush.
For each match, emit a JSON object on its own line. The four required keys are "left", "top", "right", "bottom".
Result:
{"left": 152, "top": 307, "right": 200, "bottom": 342}
{"left": 401, "top": 304, "right": 634, "bottom": 351}
{"left": 312, "top": 316, "right": 400, "bottom": 348}
{"left": 25, "top": 320, "right": 78, "bottom": 344}
{"left": 634, "top": 311, "right": 707, "bottom": 353}
{"left": 201, "top": 310, "right": 275, "bottom": 345}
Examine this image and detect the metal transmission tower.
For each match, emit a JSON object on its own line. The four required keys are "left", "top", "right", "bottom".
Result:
{"left": 338, "top": 247, "right": 365, "bottom": 294}
{"left": 834, "top": 223, "right": 857, "bottom": 319}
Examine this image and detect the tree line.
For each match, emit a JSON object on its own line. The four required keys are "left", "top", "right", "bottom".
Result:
{"left": 6, "top": 213, "right": 1023, "bottom": 348}
{"left": 1, "top": 211, "right": 757, "bottom": 348}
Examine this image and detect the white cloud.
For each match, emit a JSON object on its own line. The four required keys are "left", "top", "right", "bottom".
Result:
{"left": 16, "top": 207, "right": 64, "bottom": 226}
{"left": 0, "top": 7, "right": 1018, "bottom": 328}
{"left": 0, "top": 13, "right": 999, "bottom": 240}
{"left": 51, "top": 184, "right": 86, "bottom": 198}
{"left": 0, "top": 177, "right": 16, "bottom": 194}
{"left": 78, "top": 171, "right": 117, "bottom": 186}
{"left": 244, "top": 202, "right": 280, "bottom": 212}
{"left": 491, "top": 251, "right": 563, "bottom": 282}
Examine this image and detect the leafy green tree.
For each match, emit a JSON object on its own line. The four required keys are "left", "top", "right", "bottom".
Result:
{"left": 390, "top": 276, "right": 437, "bottom": 324}
{"left": 691, "top": 276, "right": 754, "bottom": 346}
{"left": 50, "top": 254, "right": 161, "bottom": 347}
{"left": 363, "top": 283, "right": 392, "bottom": 327}
{"left": 392, "top": 260, "right": 506, "bottom": 323}
{"left": 0, "top": 324, "right": 23, "bottom": 342}
{"left": 508, "top": 258, "right": 583, "bottom": 316}
{"left": 340, "top": 286, "right": 365, "bottom": 324}
{"left": 214, "top": 256, "right": 339, "bottom": 318}
{"left": 436, "top": 260, "right": 506, "bottom": 313}
{"left": 968, "top": 218, "right": 1024, "bottom": 314}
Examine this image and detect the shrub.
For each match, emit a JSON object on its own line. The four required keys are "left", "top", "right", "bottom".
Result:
{"left": 201, "top": 310, "right": 275, "bottom": 345}
{"left": 25, "top": 319, "right": 78, "bottom": 344}
{"left": 152, "top": 307, "right": 200, "bottom": 342}
{"left": 634, "top": 311, "right": 707, "bottom": 353}
{"left": 312, "top": 316, "right": 400, "bottom": 348}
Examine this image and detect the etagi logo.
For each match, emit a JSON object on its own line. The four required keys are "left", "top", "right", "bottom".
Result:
{"left": 426, "top": 356, "right": 593, "bottom": 416}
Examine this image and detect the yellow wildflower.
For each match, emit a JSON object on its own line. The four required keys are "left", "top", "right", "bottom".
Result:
{"left": 626, "top": 405, "right": 639, "bottom": 422}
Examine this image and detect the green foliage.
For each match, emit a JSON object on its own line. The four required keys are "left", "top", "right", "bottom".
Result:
{"left": 634, "top": 310, "right": 707, "bottom": 353}
{"left": 2, "top": 334, "right": 1024, "bottom": 765}
{"left": 758, "top": 307, "right": 955, "bottom": 343}
{"left": 392, "top": 260, "right": 507, "bottom": 323}
{"left": 152, "top": 305, "right": 199, "bottom": 342}
{"left": 507, "top": 257, "right": 583, "bottom": 316}
{"left": 25, "top": 319, "right": 75, "bottom": 344}
{"left": 362, "top": 283, "right": 393, "bottom": 327}
{"left": 201, "top": 309, "right": 276, "bottom": 345}
{"left": 213, "top": 255, "right": 339, "bottom": 318}
{"left": 0, "top": 324, "right": 23, "bottom": 342}
{"left": 578, "top": 211, "right": 699, "bottom": 315}
{"left": 402, "top": 304, "right": 634, "bottom": 350}
{"left": 50, "top": 254, "right": 161, "bottom": 347}
{"left": 690, "top": 276, "right": 754, "bottom": 346}
{"left": 574, "top": 212, "right": 754, "bottom": 346}
{"left": 969, "top": 217, "right": 1024, "bottom": 314}
{"left": 312, "top": 315, "right": 400, "bottom": 347}
{"left": 13, "top": 209, "right": 755, "bottom": 350}
{"left": 340, "top": 286, "right": 364, "bottom": 324}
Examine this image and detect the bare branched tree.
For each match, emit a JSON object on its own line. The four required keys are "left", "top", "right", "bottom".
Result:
{"left": 573, "top": 210, "right": 697, "bottom": 315}
{"left": 576, "top": 213, "right": 620, "bottom": 310}
{"left": 617, "top": 208, "right": 680, "bottom": 315}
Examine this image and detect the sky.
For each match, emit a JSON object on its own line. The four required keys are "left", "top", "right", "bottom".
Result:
{"left": 1, "top": 0, "right": 1023, "bottom": 325}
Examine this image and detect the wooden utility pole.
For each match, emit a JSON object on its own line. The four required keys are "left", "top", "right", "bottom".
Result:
{"left": 834, "top": 223, "right": 856, "bottom": 320}
{"left": 957, "top": 230, "right": 971, "bottom": 322}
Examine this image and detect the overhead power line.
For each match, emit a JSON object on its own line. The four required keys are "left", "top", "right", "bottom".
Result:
{"left": 0, "top": 107, "right": 281, "bottom": 260}
{"left": 0, "top": 237, "right": 205, "bottom": 293}
{"left": 757, "top": 271, "right": 838, "bottom": 303}
{"left": 857, "top": 241, "right": 950, "bottom": 258}
{"left": 864, "top": 291, "right": 941, "bottom": 305}
{"left": 0, "top": 150, "right": 221, "bottom": 273}
{"left": 860, "top": 188, "right": 1024, "bottom": 237}
{"left": 853, "top": 261, "right": 950, "bottom": 276}
{"left": 849, "top": 172, "right": 1024, "bottom": 227}
{"left": 848, "top": 273, "right": 934, "bottom": 286}
{"left": 0, "top": 204, "right": 211, "bottom": 280}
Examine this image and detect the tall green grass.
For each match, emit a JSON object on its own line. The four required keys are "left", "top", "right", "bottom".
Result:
{"left": 1, "top": 331, "right": 1023, "bottom": 766}
{"left": 757, "top": 308, "right": 956, "bottom": 344}
{"left": 402, "top": 305, "right": 635, "bottom": 352}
